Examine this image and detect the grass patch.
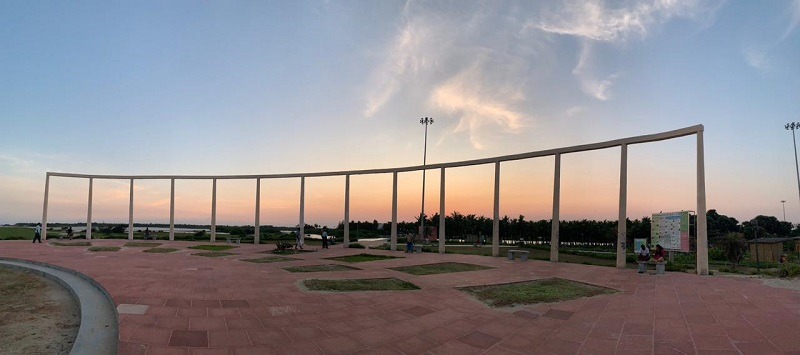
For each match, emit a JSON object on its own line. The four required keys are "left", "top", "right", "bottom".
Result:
{"left": 348, "top": 243, "right": 366, "bottom": 249}
{"left": 88, "top": 246, "right": 120, "bottom": 252}
{"left": 271, "top": 249, "right": 314, "bottom": 255}
{"left": 0, "top": 226, "right": 34, "bottom": 240}
{"left": 459, "top": 278, "right": 616, "bottom": 307}
{"left": 50, "top": 241, "right": 91, "bottom": 247}
{"left": 326, "top": 253, "right": 401, "bottom": 263}
{"left": 124, "top": 242, "right": 162, "bottom": 247}
{"left": 284, "top": 264, "right": 360, "bottom": 273}
{"left": 390, "top": 262, "right": 494, "bottom": 275}
{"left": 143, "top": 247, "right": 179, "bottom": 253}
{"left": 192, "top": 251, "right": 237, "bottom": 258}
{"left": 241, "top": 256, "right": 300, "bottom": 263}
{"left": 304, "top": 278, "right": 419, "bottom": 292}
{"left": 188, "top": 244, "right": 237, "bottom": 251}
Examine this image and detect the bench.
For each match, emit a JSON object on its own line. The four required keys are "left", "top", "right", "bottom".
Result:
{"left": 412, "top": 245, "right": 423, "bottom": 253}
{"left": 226, "top": 237, "right": 241, "bottom": 245}
{"left": 508, "top": 250, "right": 529, "bottom": 261}
{"left": 637, "top": 260, "right": 665, "bottom": 275}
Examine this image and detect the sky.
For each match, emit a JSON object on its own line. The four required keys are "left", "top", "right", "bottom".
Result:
{"left": 2, "top": 0, "right": 800, "bottom": 228}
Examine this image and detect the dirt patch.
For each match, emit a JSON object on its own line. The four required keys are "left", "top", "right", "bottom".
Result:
{"left": 0, "top": 267, "right": 80, "bottom": 354}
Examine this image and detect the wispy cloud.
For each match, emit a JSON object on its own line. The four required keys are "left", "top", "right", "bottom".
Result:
{"left": 742, "top": 46, "right": 769, "bottom": 72}
{"left": 782, "top": 0, "right": 800, "bottom": 41}
{"left": 363, "top": 2, "right": 539, "bottom": 149}
{"left": 530, "top": 0, "right": 718, "bottom": 101}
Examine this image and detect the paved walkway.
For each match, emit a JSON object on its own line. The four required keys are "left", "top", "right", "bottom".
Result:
{"left": 2, "top": 240, "right": 799, "bottom": 355}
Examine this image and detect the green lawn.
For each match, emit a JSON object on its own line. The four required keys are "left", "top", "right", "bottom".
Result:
{"left": 143, "top": 247, "right": 179, "bottom": 253}
{"left": 50, "top": 241, "right": 91, "bottom": 247}
{"left": 88, "top": 246, "right": 121, "bottom": 252}
{"left": 325, "top": 253, "right": 402, "bottom": 263}
{"left": 283, "top": 264, "right": 360, "bottom": 273}
{"left": 459, "top": 278, "right": 616, "bottom": 307}
{"left": 241, "top": 256, "right": 300, "bottom": 263}
{"left": 303, "top": 278, "right": 419, "bottom": 292}
{"left": 191, "top": 251, "right": 237, "bottom": 257}
{"left": 390, "top": 262, "right": 493, "bottom": 275}
{"left": 0, "top": 226, "right": 34, "bottom": 240}
{"left": 124, "top": 242, "right": 162, "bottom": 247}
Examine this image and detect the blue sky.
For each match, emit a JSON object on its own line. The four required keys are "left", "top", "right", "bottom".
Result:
{"left": 2, "top": 0, "right": 799, "bottom": 227}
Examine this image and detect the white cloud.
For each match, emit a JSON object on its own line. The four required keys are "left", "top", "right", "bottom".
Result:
{"left": 530, "top": 0, "right": 718, "bottom": 101}
{"left": 742, "top": 46, "right": 769, "bottom": 72}
{"left": 782, "top": 0, "right": 800, "bottom": 41}
{"left": 363, "top": 2, "right": 539, "bottom": 149}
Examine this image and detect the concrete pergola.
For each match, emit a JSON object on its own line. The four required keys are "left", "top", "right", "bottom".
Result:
{"left": 40, "top": 124, "right": 709, "bottom": 275}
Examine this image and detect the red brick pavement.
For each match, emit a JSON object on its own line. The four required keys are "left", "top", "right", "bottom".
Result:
{"left": 3, "top": 240, "right": 800, "bottom": 354}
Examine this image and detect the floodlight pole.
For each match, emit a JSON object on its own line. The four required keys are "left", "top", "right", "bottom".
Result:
{"left": 786, "top": 122, "right": 800, "bottom": 223}
{"left": 782, "top": 200, "right": 787, "bottom": 222}
{"left": 419, "top": 117, "right": 433, "bottom": 243}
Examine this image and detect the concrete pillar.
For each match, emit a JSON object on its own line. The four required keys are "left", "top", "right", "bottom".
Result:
{"left": 344, "top": 175, "right": 350, "bottom": 246}
{"left": 87, "top": 177, "right": 93, "bottom": 240}
{"left": 439, "top": 167, "right": 446, "bottom": 254}
{"left": 391, "top": 172, "right": 398, "bottom": 251}
{"left": 617, "top": 144, "right": 628, "bottom": 269}
{"left": 696, "top": 130, "right": 709, "bottom": 275}
{"left": 551, "top": 154, "right": 561, "bottom": 262}
{"left": 128, "top": 179, "right": 134, "bottom": 240}
{"left": 492, "top": 162, "right": 500, "bottom": 257}
{"left": 41, "top": 174, "right": 50, "bottom": 241}
{"left": 255, "top": 178, "right": 260, "bottom": 245}
{"left": 169, "top": 178, "right": 175, "bottom": 241}
{"left": 299, "top": 176, "right": 305, "bottom": 244}
{"left": 211, "top": 178, "right": 217, "bottom": 242}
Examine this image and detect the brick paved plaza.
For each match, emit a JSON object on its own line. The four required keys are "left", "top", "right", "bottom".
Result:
{"left": 2, "top": 240, "right": 799, "bottom": 354}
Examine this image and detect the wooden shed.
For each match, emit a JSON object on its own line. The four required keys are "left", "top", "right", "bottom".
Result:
{"left": 748, "top": 238, "right": 789, "bottom": 263}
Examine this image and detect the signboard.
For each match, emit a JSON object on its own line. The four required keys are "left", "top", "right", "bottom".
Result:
{"left": 651, "top": 211, "right": 690, "bottom": 251}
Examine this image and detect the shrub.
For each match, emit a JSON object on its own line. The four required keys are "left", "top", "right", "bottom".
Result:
{"left": 779, "top": 263, "right": 800, "bottom": 278}
{"left": 709, "top": 247, "right": 726, "bottom": 261}
{"left": 348, "top": 243, "right": 366, "bottom": 249}
{"left": 275, "top": 241, "right": 293, "bottom": 251}
{"left": 717, "top": 232, "right": 747, "bottom": 268}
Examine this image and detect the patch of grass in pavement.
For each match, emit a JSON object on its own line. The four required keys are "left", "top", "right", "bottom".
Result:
{"left": 192, "top": 251, "right": 237, "bottom": 258}
{"left": 143, "top": 247, "right": 179, "bottom": 253}
{"left": 241, "top": 256, "right": 300, "bottom": 263}
{"left": 325, "top": 253, "right": 401, "bottom": 263}
{"left": 50, "top": 241, "right": 91, "bottom": 246}
{"left": 284, "top": 264, "right": 360, "bottom": 273}
{"left": 88, "top": 246, "right": 120, "bottom": 252}
{"left": 390, "top": 262, "right": 493, "bottom": 275}
{"left": 188, "top": 244, "right": 237, "bottom": 251}
{"left": 303, "top": 278, "right": 419, "bottom": 292}
{"left": 459, "top": 278, "right": 616, "bottom": 307}
{"left": 124, "top": 242, "right": 162, "bottom": 247}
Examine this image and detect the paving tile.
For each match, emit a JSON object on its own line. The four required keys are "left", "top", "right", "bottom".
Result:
{"left": 225, "top": 317, "right": 263, "bottom": 330}
{"left": 390, "top": 334, "right": 437, "bottom": 354}
{"left": 118, "top": 341, "right": 147, "bottom": 355}
{"left": 543, "top": 309, "right": 575, "bottom": 320}
{"left": 118, "top": 304, "right": 150, "bottom": 315}
{"left": 228, "top": 346, "right": 276, "bottom": 355}
{"left": 693, "top": 335, "right": 736, "bottom": 350}
{"left": 156, "top": 316, "right": 190, "bottom": 330}
{"left": 513, "top": 310, "right": 540, "bottom": 319}
{"left": 247, "top": 329, "right": 290, "bottom": 345}
{"left": 208, "top": 330, "right": 252, "bottom": 347}
{"left": 402, "top": 306, "right": 435, "bottom": 317}
{"left": 144, "top": 345, "right": 189, "bottom": 355}
{"left": 221, "top": 299, "right": 250, "bottom": 308}
{"left": 189, "top": 348, "right": 231, "bottom": 355}
{"left": 578, "top": 338, "right": 617, "bottom": 354}
{"left": 537, "top": 336, "right": 582, "bottom": 355}
{"left": 129, "top": 326, "right": 172, "bottom": 345}
{"left": 190, "top": 317, "right": 228, "bottom": 331}
{"left": 170, "top": 330, "right": 208, "bottom": 347}
{"left": 457, "top": 330, "right": 502, "bottom": 350}
{"left": 315, "top": 334, "right": 363, "bottom": 354}
{"left": 428, "top": 340, "right": 483, "bottom": 354}
{"left": 193, "top": 300, "right": 222, "bottom": 308}
{"left": 733, "top": 341, "right": 782, "bottom": 354}
{"left": 284, "top": 325, "right": 325, "bottom": 342}
{"left": 271, "top": 342, "right": 324, "bottom": 355}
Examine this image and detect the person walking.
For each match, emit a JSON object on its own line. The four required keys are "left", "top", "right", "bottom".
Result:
{"left": 67, "top": 226, "right": 73, "bottom": 240}
{"left": 321, "top": 227, "right": 329, "bottom": 249}
{"left": 33, "top": 223, "right": 42, "bottom": 243}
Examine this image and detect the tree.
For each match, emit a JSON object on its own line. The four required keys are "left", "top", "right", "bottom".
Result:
{"left": 718, "top": 232, "right": 747, "bottom": 268}
{"left": 706, "top": 210, "right": 740, "bottom": 245}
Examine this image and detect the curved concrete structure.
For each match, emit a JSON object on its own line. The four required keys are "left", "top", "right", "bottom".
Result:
{"left": 0, "top": 257, "right": 119, "bottom": 355}
{"left": 39, "top": 124, "right": 709, "bottom": 274}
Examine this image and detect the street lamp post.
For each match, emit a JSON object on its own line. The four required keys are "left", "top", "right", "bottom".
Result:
{"left": 419, "top": 117, "right": 434, "bottom": 243}
{"left": 785, "top": 122, "right": 800, "bottom": 222}
{"left": 782, "top": 200, "right": 787, "bottom": 222}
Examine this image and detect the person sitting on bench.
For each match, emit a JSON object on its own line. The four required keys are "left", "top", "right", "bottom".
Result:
{"left": 637, "top": 244, "right": 650, "bottom": 262}
{"left": 653, "top": 244, "right": 665, "bottom": 262}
